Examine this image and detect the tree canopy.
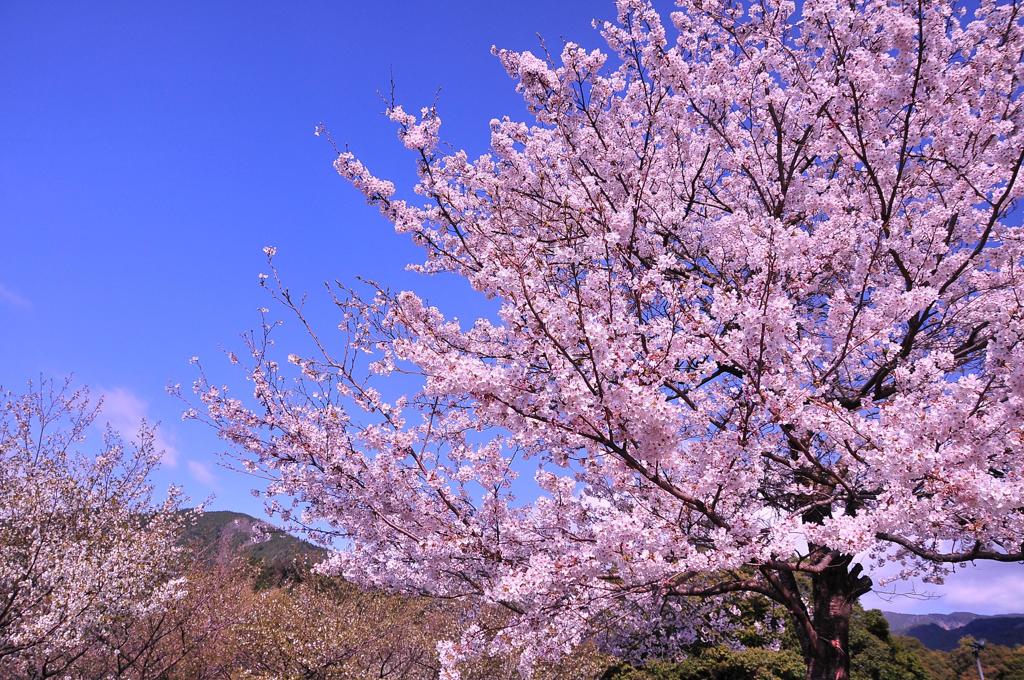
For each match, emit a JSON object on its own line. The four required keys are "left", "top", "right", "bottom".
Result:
{"left": 195, "top": 1, "right": 1024, "bottom": 677}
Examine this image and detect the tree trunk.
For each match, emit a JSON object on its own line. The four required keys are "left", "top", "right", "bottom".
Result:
{"left": 778, "top": 553, "right": 872, "bottom": 680}
{"left": 803, "top": 592, "right": 852, "bottom": 680}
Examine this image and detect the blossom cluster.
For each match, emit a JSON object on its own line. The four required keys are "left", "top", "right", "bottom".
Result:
{"left": 199, "top": 0, "right": 1024, "bottom": 674}
{"left": 0, "top": 381, "right": 186, "bottom": 676}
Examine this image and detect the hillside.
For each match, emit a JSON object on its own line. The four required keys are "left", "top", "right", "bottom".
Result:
{"left": 884, "top": 611, "right": 989, "bottom": 634}
{"left": 905, "top": 618, "right": 1024, "bottom": 652}
{"left": 179, "top": 510, "right": 327, "bottom": 585}
{"left": 884, "top": 611, "right": 1024, "bottom": 651}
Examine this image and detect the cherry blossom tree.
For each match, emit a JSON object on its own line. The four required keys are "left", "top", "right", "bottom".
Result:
{"left": 230, "top": 579, "right": 448, "bottom": 679}
{"left": 0, "top": 380, "right": 186, "bottom": 678}
{"left": 196, "top": 1, "right": 1024, "bottom": 677}
{"left": 77, "top": 557, "right": 253, "bottom": 680}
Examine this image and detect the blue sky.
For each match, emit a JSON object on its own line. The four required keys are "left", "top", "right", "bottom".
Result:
{"left": 1, "top": 1, "right": 1018, "bottom": 615}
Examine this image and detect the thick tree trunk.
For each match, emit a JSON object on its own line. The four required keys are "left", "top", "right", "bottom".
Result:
{"left": 775, "top": 553, "right": 872, "bottom": 680}
{"left": 803, "top": 586, "right": 853, "bottom": 680}
{"left": 805, "top": 646, "right": 849, "bottom": 680}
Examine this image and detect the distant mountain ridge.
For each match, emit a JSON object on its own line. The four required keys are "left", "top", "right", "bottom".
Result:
{"left": 884, "top": 610, "right": 1024, "bottom": 651}
{"left": 884, "top": 611, "right": 990, "bottom": 634}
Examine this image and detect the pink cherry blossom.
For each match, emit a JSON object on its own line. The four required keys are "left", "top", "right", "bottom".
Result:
{"left": 0, "top": 379, "right": 187, "bottom": 677}
{"left": 198, "top": 2, "right": 1024, "bottom": 678}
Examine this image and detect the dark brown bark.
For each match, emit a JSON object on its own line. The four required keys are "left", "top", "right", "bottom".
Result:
{"left": 780, "top": 554, "right": 872, "bottom": 680}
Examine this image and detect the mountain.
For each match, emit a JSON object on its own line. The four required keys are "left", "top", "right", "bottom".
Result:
{"left": 884, "top": 611, "right": 1024, "bottom": 651}
{"left": 179, "top": 510, "right": 328, "bottom": 586}
{"left": 884, "top": 611, "right": 988, "bottom": 635}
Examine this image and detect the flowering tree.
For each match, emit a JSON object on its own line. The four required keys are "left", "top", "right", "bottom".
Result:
{"left": 77, "top": 557, "right": 253, "bottom": 680}
{"left": 0, "top": 380, "right": 186, "bottom": 678}
{"left": 230, "top": 580, "right": 448, "bottom": 679}
{"left": 198, "top": 1, "right": 1024, "bottom": 678}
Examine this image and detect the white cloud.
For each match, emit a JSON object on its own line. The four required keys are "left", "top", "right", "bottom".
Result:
{"left": 862, "top": 561, "right": 1024, "bottom": 615}
{"left": 937, "top": 562, "right": 1024, "bottom": 614}
{"left": 187, "top": 460, "right": 216, "bottom": 486}
{"left": 99, "top": 387, "right": 179, "bottom": 467}
{"left": 0, "top": 283, "right": 30, "bottom": 310}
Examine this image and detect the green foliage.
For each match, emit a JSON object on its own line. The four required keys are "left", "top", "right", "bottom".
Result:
{"left": 944, "top": 637, "right": 1024, "bottom": 680}
{"left": 603, "top": 602, "right": 943, "bottom": 680}
{"left": 848, "top": 607, "right": 930, "bottom": 680}
{"left": 894, "top": 636, "right": 958, "bottom": 680}
{"left": 602, "top": 646, "right": 806, "bottom": 680}
{"left": 730, "top": 594, "right": 797, "bottom": 652}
